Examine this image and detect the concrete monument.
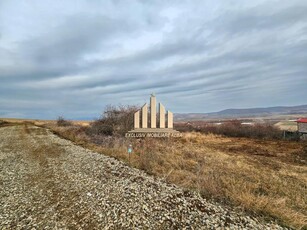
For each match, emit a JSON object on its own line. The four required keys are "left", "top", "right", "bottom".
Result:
{"left": 126, "top": 94, "right": 181, "bottom": 137}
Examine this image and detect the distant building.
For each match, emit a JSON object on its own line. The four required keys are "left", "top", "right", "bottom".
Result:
{"left": 296, "top": 118, "right": 307, "bottom": 139}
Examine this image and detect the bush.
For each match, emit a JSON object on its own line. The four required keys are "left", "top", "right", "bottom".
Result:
{"left": 56, "top": 116, "right": 72, "bottom": 127}
{"left": 87, "top": 104, "right": 138, "bottom": 136}
{"left": 0, "top": 120, "right": 9, "bottom": 127}
{"left": 175, "top": 120, "right": 284, "bottom": 140}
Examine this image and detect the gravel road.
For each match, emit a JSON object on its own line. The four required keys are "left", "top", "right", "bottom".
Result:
{"left": 0, "top": 125, "right": 287, "bottom": 229}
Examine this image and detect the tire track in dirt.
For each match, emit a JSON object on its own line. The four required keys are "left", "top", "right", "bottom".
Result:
{"left": 0, "top": 125, "right": 100, "bottom": 228}
{"left": 20, "top": 124, "right": 100, "bottom": 228}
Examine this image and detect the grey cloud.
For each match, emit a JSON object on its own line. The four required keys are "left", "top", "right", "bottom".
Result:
{"left": 23, "top": 15, "right": 130, "bottom": 64}
{"left": 212, "top": 3, "right": 307, "bottom": 35}
{"left": 0, "top": 0, "right": 307, "bottom": 118}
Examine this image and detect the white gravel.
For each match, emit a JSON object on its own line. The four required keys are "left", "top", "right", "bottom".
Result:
{"left": 0, "top": 125, "right": 288, "bottom": 229}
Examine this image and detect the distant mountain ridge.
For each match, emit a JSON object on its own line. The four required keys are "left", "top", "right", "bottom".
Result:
{"left": 175, "top": 104, "right": 307, "bottom": 121}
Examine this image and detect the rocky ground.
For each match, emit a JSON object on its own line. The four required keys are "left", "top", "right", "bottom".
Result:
{"left": 0, "top": 125, "right": 288, "bottom": 229}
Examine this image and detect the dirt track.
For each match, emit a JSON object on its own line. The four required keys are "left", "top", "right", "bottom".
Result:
{"left": 0, "top": 125, "right": 287, "bottom": 229}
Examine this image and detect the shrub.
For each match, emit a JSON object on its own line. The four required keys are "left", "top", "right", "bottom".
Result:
{"left": 175, "top": 120, "right": 284, "bottom": 140}
{"left": 87, "top": 104, "right": 138, "bottom": 136}
{"left": 0, "top": 120, "right": 9, "bottom": 127}
{"left": 56, "top": 116, "right": 72, "bottom": 127}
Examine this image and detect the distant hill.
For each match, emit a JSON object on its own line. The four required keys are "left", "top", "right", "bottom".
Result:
{"left": 175, "top": 104, "right": 307, "bottom": 121}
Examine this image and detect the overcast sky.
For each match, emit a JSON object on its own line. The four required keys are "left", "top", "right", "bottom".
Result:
{"left": 1, "top": 0, "right": 307, "bottom": 119}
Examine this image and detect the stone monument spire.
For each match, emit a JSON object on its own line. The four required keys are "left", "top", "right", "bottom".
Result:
{"left": 150, "top": 94, "right": 156, "bottom": 128}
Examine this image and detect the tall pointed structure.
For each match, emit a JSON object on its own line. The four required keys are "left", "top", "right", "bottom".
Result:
{"left": 141, "top": 103, "right": 148, "bottom": 128}
{"left": 159, "top": 103, "right": 165, "bottom": 128}
{"left": 167, "top": 111, "right": 173, "bottom": 129}
{"left": 134, "top": 111, "right": 140, "bottom": 129}
{"left": 150, "top": 95, "right": 156, "bottom": 128}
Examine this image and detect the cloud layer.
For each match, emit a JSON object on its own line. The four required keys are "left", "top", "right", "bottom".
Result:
{"left": 1, "top": 0, "right": 307, "bottom": 119}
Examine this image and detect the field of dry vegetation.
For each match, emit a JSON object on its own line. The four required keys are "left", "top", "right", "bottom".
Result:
{"left": 40, "top": 122, "right": 307, "bottom": 229}
{"left": 1, "top": 116, "right": 306, "bottom": 229}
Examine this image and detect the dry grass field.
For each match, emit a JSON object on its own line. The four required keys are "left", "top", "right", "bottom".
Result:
{"left": 1, "top": 119, "right": 306, "bottom": 228}
{"left": 42, "top": 122, "right": 307, "bottom": 229}
{"left": 0, "top": 118, "right": 91, "bottom": 127}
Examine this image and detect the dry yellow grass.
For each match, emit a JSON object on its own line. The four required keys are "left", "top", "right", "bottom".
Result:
{"left": 49, "top": 125, "right": 307, "bottom": 229}
{"left": 0, "top": 118, "right": 91, "bottom": 127}
{"left": 4, "top": 120, "right": 306, "bottom": 229}
{"left": 275, "top": 121, "right": 298, "bottom": 131}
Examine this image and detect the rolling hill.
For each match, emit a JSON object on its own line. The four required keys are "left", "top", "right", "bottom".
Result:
{"left": 175, "top": 104, "right": 307, "bottom": 121}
